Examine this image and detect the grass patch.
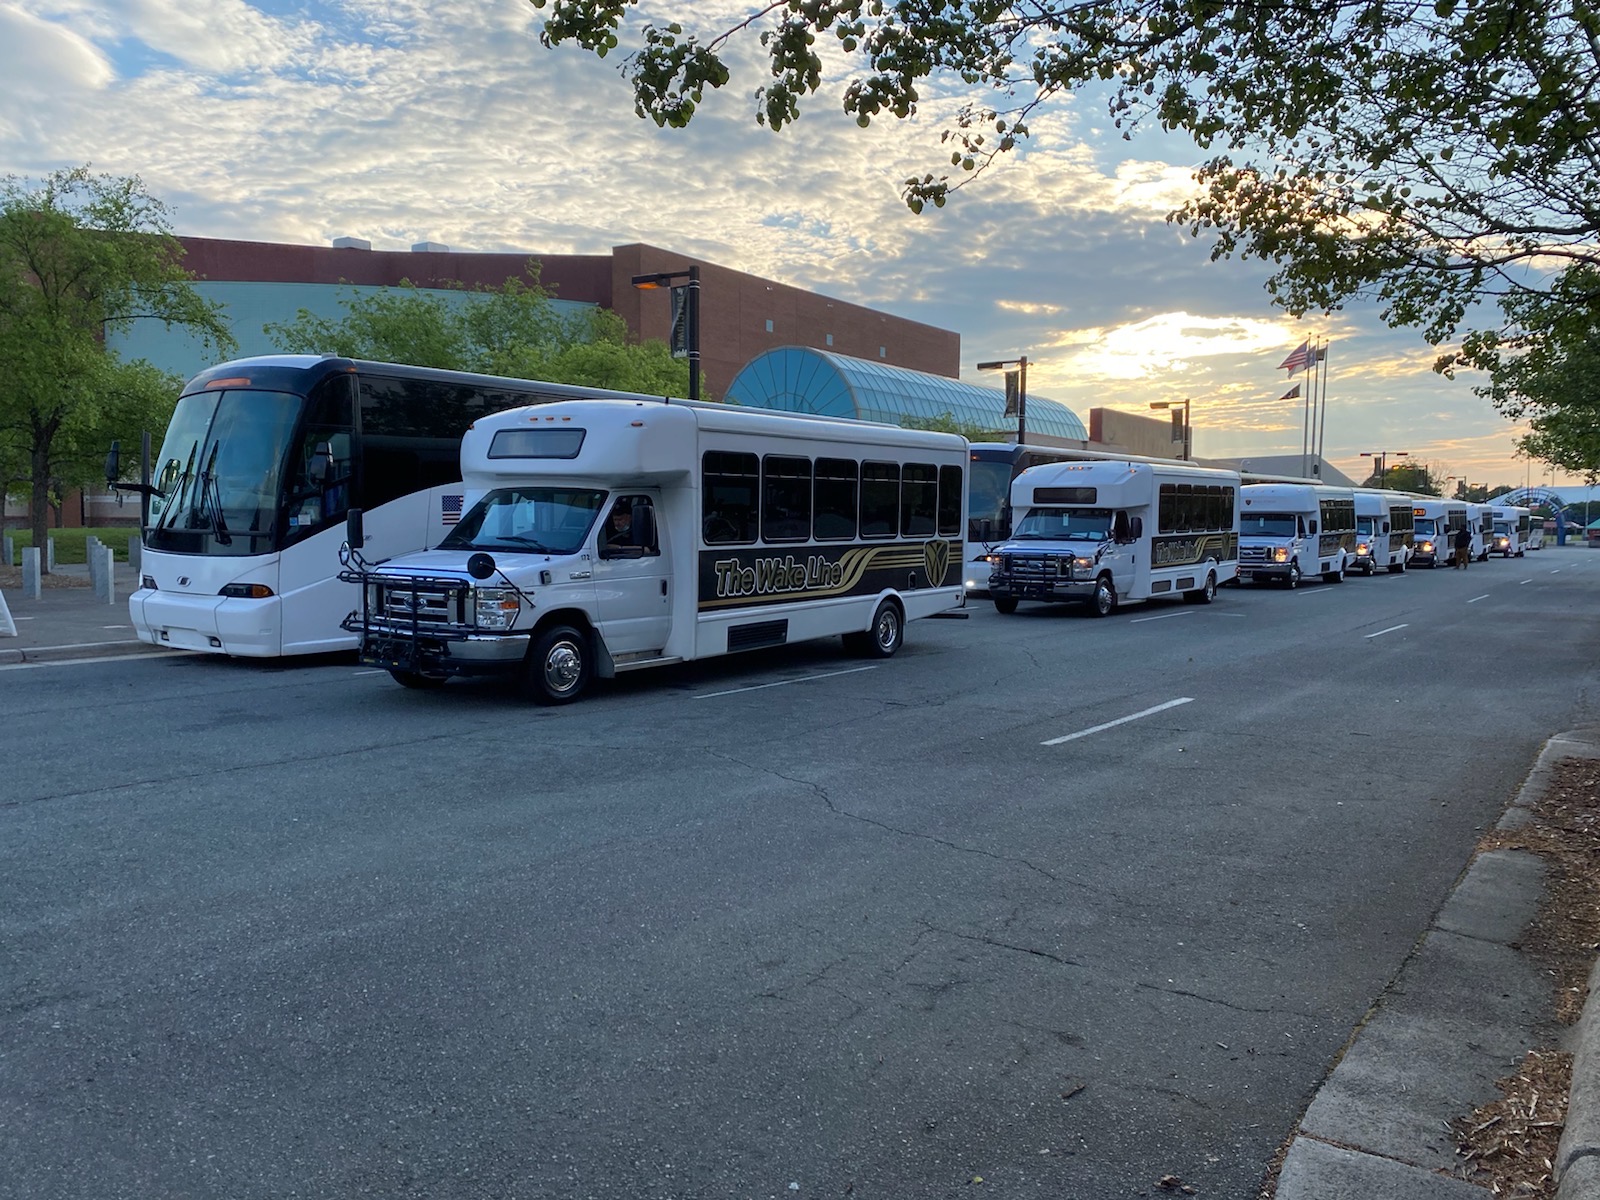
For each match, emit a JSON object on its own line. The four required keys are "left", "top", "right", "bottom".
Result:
{"left": 1, "top": 526, "right": 140, "bottom": 564}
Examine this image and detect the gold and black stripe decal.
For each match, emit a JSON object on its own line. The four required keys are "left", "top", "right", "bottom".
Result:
{"left": 698, "top": 539, "right": 961, "bottom": 611}
{"left": 1150, "top": 531, "right": 1239, "bottom": 568}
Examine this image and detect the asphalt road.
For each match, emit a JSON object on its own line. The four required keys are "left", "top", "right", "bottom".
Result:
{"left": 3, "top": 548, "right": 1597, "bottom": 1199}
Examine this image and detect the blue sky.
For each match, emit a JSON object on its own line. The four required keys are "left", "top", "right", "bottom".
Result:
{"left": 0, "top": 0, "right": 1552, "bottom": 490}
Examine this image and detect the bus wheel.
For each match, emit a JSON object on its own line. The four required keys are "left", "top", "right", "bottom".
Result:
{"left": 994, "top": 597, "right": 1019, "bottom": 614}
{"left": 1089, "top": 575, "right": 1117, "bottom": 617}
{"left": 1388, "top": 560, "right": 1405, "bottom": 574}
{"left": 847, "top": 599, "right": 904, "bottom": 657}
{"left": 1185, "top": 573, "right": 1216, "bottom": 604}
{"left": 390, "top": 670, "right": 446, "bottom": 690}
{"left": 1286, "top": 563, "right": 1301, "bottom": 589}
{"left": 524, "top": 625, "right": 590, "bottom": 704}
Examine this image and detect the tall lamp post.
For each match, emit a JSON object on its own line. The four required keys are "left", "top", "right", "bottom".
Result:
{"left": 1150, "top": 398, "right": 1192, "bottom": 461}
{"left": 1360, "top": 450, "right": 1408, "bottom": 487}
{"left": 630, "top": 265, "right": 700, "bottom": 402}
{"left": 977, "top": 356, "right": 1028, "bottom": 444}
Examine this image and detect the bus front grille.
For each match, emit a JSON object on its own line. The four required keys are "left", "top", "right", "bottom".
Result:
{"left": 373, "top": 579, "right": 469, "bottom": 626}
{"left": 1002, "top": 554, "right": 1054, "bottom": 583}
{"left": 1239, "top": 546, "right": 1270, "bottom": 565}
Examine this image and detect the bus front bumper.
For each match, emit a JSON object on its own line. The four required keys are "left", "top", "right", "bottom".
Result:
{"left": 355, "top": 624, "right": 531, "bottom": 678}
{"left": 1238, "top": 565, "right": 1292, "bottom": 584}
{"left": 989, "top": 578, "right": 1095, "bottom": 602}
{"left": 130, "top": 588, "right": 281, "bottom": 657}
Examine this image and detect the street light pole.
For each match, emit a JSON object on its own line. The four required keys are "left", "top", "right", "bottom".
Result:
{"left": 630, "top": 264, "right": 701, "bottom": 402}
{"left": 1149, "top": 398, "right": 1192, "bottom": 461}
{"left": 1360, "top": 450, "right": 1407, "bottom": 487}
{"left": 976, "top": 356, "right": 1029, "bottom": 444}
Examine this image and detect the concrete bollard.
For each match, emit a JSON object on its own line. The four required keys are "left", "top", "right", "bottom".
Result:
{"left": 46, "top": 535, "right": 56, "bottom": 572}
{"left": 102, "top": 544, "right": 116, "bottom": 605}
{"left": 87, "top": 537, "right": 105, "bottom": 599}
{"left": 22, "top": 547, "right": 41, "bottom": 599}
{"left": 128, "top": 535, "right": 141, "bottom": 573}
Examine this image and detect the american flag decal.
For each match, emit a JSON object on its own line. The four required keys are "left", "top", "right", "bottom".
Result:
{"left": 441, "top": 495, "right": 463, "bottom": 525}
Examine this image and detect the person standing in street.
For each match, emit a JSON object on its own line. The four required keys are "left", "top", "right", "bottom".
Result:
{"left": 1454, "top": 523, "right": 1472, "bottom": 569}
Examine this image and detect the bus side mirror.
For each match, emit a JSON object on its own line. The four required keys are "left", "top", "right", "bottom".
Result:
{"left": 309, "top": 441, "right": 335, "bottom": 488}
{"left": 346, "top": 508, "right": 365, "bottom": 550}
{"left": 104, "top": 441, "right": 121, "bottom": 486}
{"left": 632, "top": 501, "right": 656, "bottom": 548}
{"left": 1112, "top": 512, "right": 1132, "bottom": 542}
{"left": 979, "top": 518, "right": 993, "bottom": 542}
{"left": 1128, "top": 516, "right": 1143, "bottom": 541}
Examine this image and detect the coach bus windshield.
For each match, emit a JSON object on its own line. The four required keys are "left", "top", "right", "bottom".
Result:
{"left": 1240, "top": 513, "right": 1297, "bottom": 538}
{"left": 145, "top": 389, "right": 302, "bottom": 556}
{"left": 967, "top": 457, "right": 1014, "bottom": 540}
{"left": 439, "top": 487, "right": 606, "bottom": 556}
{"left": 1011, "top": 508, "right": 1112, "bottom": 541}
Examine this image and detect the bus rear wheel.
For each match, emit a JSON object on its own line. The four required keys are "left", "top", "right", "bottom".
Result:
{"left": 993, "top": 597, "right": 1019, "bottom": 614}
{"left": 390, "top": 669, "right": 446, "bottom": 690}
{"left": 1184, "top": 573, "right": 1216, "bottom": 604}
{"left": 845, "top": 598, "right": 904, "bottom": 658}
{"left": 523, "top": 624, "right": 590, "bottom": 705}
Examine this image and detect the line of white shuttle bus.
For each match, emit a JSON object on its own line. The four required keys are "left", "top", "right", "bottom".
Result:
{"left": 973, "top": 456, "right": 1542, "bottom": 618}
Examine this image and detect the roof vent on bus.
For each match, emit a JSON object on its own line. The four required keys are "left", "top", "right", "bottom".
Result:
{"left": 411, "top": 241, "right": 450, "bottom": 253}
{"left": 332, "top": 236, "right": 371, "bottom": 250}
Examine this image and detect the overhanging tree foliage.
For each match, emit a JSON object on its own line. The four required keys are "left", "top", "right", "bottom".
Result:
{"left": 0, "top": 166, "right": 234, "bottom": 561}
{"left": 265, "top": 271, "right": 704, "bottom": 398}
{"left": 532, "top": 0, "right": 1598, "bottom": 455}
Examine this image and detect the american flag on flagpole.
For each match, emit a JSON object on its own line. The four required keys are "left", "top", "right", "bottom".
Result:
{"left": 1279, "top": 340, "right": 1313, "bottom": 372}
{"left": 441, "top": 495, "right": 463, "bottom": 525}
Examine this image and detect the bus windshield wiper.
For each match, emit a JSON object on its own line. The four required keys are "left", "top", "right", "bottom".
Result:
{"left": 198, "top": 443, "right": 232, "bottom": 546}
{"left": 495, "top": 535, "right": 555, "bottom": 553}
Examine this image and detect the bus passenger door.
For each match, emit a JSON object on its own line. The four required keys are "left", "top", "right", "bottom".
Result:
{"left": 593, "top": 493, "right": 671, "bottom": 655}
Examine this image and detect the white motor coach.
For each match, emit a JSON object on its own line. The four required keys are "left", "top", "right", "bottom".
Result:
{"left": 1237, "top": 483, "right": 1356, "bottom": 587}
{"left": 1488, "top": 505, "right": 1532, "bottom": 557}
{"left": 1351, "top": 488, "right": 1414, "bottom": 575}
{"left": 1408, "top": 499, "right": 1468, "bottom": 567}
{"left": 340, "top": 398, "right": 968, "bottom": 702}
{"left": 984, "top": 460, "right": 1240, "bottom": 615}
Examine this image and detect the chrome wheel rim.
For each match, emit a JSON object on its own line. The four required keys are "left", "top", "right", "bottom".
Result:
{"left": 876, "top": 609, "right": 900, "bottom": 650}
{"left": 544, "top": 641, "right": 583, "bottom": 694}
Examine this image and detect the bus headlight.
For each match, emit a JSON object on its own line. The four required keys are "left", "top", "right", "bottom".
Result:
{"left": 1074, "top": 556, "right": 1095, "bottom": 571}
{"left": 473, "top": 586, "right": 522, "bottom": 630}
{"left": 1419, "top": 540, "right": 1434, "bottom": 554}
{"left": 1357, "top": 542, "right": 1370, "bottom": 556}
{"left": 1272, "top": 546, "right": 1290, "bottom": 563}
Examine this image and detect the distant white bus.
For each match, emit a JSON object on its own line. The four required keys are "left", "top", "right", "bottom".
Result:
{"left": 1409, "top": 499, "right": 1468, "bottom": 568}
{"left": 1351, "top": 488, "right": 1414, "bottom": 575}
{"left": 984, "top": 459, "right": 1240, "bottom": 615}
{"left": 1468, "top": 503, "right": 1495, "bottom": 562}
{"left": 1238, "top": 483, "right": 1356, "bottom": 587}
{"left": 341, "top": 397, "right": 968, "bottom": 701}
{"left": 1488, "top": 505, "right": 1532, "bottom": 557}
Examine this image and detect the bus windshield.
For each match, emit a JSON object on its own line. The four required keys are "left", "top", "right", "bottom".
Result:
{"left": 439, "top": 487, "right": 605, "bottom": 555}
{"left": 1413, "top": 518, "right": 1437, "bottom": 536}
{"left": 145, "top": 389, "right": 303, "bottom": 556}
{"left": 1241, "top": 513, "right": 1296, "bottom": 538}
{"left": 1357, "top": 517, "right": 1375, "bottom": 536}
{"left": 1011, "top": 508, "right": 1112, "bottom": 541}
{"left": 1494, "top": 521, "right": 1511, "bottom": 534}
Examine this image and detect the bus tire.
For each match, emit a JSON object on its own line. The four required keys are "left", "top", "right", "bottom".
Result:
{"left": 1388, "top": 560, "right": 1405, "bottom": 574}
{"left": 1089, "top": 575, "right": 1117, "bottom": 617}
{"left": 993, "top": 597, "right": 1019, "bottom": 614}
{"left": 846, "top": 598, "right": 904, "bottom": 658}
{"left": 524, "top": 624, "right": 590, "bottom": 705}
{"left": 390, "top": 669, "right": 446, "bottom": 690}
{"left": 1185, "top": 573, "right": 1216, "bottom": 604}
{"left": 1286, "top": 563, "right": 1301, "bottom": 589}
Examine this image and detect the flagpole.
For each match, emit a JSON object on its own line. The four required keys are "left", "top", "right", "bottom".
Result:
{"left": 1315, "top": 340, "right": 1330, "bottom": 478}
{"left": 1301, "top": 364, "right": 1311, "bottom": 477}
{"left": 1304, "top": 356, "right": 1315, "bottom": 477}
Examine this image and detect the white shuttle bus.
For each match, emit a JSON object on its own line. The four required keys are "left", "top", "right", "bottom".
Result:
{"left": 983, "top": 460, "right": 1240, "bottom": 615}
{"left": 1468, "top": 503, "right": 1494, "bottom": 561}
{"left": 1408, "top": 499, "right": 1468, "bottom": 567}
{"left": 119, "top": 356, "right": 679, "bottom": 657}
{"left": 1488, "top": 505, "right": 1532, "bottom": 557}
{"left": 1237, "top": 483, "right": 1356, "bottom": 587}
{"left": 1351, "top": 488, "right": 1414, "bottom": 575}
{"left": 340, "top": 398, "right": 968, "bottom": 702}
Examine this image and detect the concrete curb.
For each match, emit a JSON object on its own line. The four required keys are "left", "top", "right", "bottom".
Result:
{"left": 1277, "top": 726, "right": 1600, "bottom": 1199}
{"left": 0, "top": 639, "right": 178, "bottom": 666}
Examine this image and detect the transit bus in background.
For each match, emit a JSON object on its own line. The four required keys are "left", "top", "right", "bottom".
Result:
{"left": 1350, "top": 488, "right": 1414, "bottom": 575}
{"left": 118, "top": 355, "right": 683, "bottom": 657}
{"left": 984, "top": 459, "right": 1240, "bottom": 615}
{"left": 1408, "top": 498, "right": 1468, "bottom": 567}
{"left": 1237, "top": 483, "right": 1357, "bottom": 587}
{"left": 340, "top": 398, "right": 967, "bottom": 702}
{"left": 963, "top": 442, "right": 1087, "bottom": 593}
{"left": 1488, "top": 504, "right": 1532, "bottom": 557}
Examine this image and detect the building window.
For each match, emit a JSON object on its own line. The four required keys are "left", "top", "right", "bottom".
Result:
{"left": 825, "top": 334, "right": 834, "bottom": 346}
{"left": 765, "top": 319, "right": 774, "bottom": 333}
{"left": 879, "top": 346, "right": 887, "bottom": 358}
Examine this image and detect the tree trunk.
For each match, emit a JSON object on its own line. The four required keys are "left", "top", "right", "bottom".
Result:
{"left": 30, "top": 445, "right": 49, "bottom": 574}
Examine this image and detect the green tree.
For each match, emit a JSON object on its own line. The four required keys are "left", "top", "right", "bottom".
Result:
{"left": 901, "top": 411, "right": 1009, "bottom": 441}
{"left": 265, "top": 272, "right": 703, "bottom": 398}
{"left": 0, "top": 166, "right": 233, "bottom": 563}
{"left": 533, "top": 1, "right": 1596, "bottom": 445}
